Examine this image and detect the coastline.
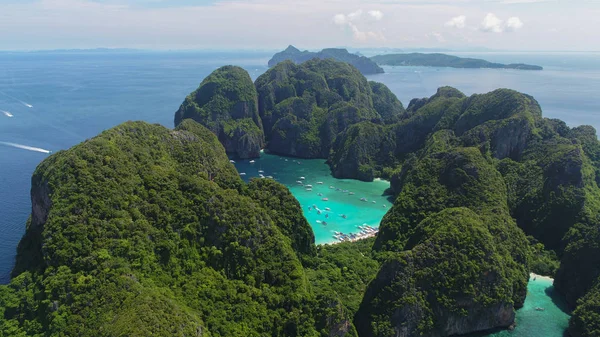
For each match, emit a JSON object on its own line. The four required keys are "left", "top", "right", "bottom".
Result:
{"left": 320, "top": 229, "right": 378, "bottom": 246}
{"left": 530, "top": 272, "right": 554, "bottom": 282}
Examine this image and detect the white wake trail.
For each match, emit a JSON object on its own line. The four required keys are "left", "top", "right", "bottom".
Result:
{"left": 0, "top": 91, "right": 33, "bottom": 108}
{"left": 1, "top": 110, "right": 13, "bottom": 117}
{"left": 0, "top": 141, "right": 51, "bottom": 154}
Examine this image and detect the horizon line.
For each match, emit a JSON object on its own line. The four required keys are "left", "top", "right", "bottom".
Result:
{"left": 0, "top": 47, "right": 599, "bottom": 54}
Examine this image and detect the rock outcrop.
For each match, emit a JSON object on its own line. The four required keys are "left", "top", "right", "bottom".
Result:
{"left": 174, "top": 65, "right": 264, "bottom": 158}
{"left": 568, "top": 279, "right": 600, "bottom": 337}
{"left": 255, "top": 59, "right": 385, "bottom": 158}
{"left": 356, "top": 208, "right": 526, "bottom": 337}
{"left": 268, "top": 45, "right": 384, "bottom": 75}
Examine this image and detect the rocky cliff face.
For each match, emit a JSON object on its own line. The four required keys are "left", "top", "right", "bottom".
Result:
{"left": 568, "top": 279, "right": 600, "bottom": 337}
{"left": 357, "top": 208, "right": 526, "bottom": 337}
{"left": 174, "top": 65, "right": 264, "bottom": 159}
{"left": 255, "top": 59, "right": 387, "bottom": 159}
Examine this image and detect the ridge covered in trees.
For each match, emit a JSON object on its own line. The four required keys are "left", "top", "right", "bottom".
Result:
{"left": 1, "top": 58, "right": 599, "bottom": 336}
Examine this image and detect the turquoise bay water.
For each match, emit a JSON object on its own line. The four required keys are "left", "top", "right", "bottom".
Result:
{"left": 234, "top": 153, "right": 392, "bottom": 244}
{"left": 473, "top": 276, "right": 570, "bottom": 337}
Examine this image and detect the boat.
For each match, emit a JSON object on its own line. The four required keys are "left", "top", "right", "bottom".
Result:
{"left": 325, "top": 207, "right": 330, "bottom": 211}
{"left": 317, "top": 182, "right": 324, "bottom": 185}
{"left": 259, "top": 174, "right": 264, "bottom": 178}
{"left": 229, "top": 160, "right": 235, "bottom": 163}
{"left": 317, "top": 193, "right": 323, "bottom": 196}
{"left": 267, "top": 176, "right": 274, "bottom": 179}
{"left": 317, "top": 210, "right": 322, "bottom": 214}
{"left": 258, "top": 170, "right": 264, "bottom": 173}
{"left": 306, "top": 188, "right": 313, "bottom": 191}
{"left": 360, "top": 197, "right": 367, "bottom": 202}
{"left": 299, "top": 177, "right": 306, "bottom": 180}
{"left": 372, "top": 201, "right": 376, "bottom": 204}
{"left": 322, "top": 198, "right": 329, "bottom": 201}
{"left": 343, "top": 190, "right": 348, "bottom": 193}
{"left": 305, "top": 185, "right": 313, "bottom": 188}
{"left": 322, "top": 221, "right": 327, "bottom": 226}
{"left": 240, "top": 172, "right": 246, "bottom": 176}
{"left": 329, "top": 186, "right": 335, "bottom": 189}
{"left": 296, "top": 181, "right": 303, "bottom": 184}
{"left": 249, "top": 160, "right": 255, "bottom": 164}
{"left": 535, "top": 307, "right": 545, "bottom": 311}
{"left": 349, "top": 192, "right": 355, "bottom": 195}
{"left": 341, "top": 214, "right": 347, "bottom": 219}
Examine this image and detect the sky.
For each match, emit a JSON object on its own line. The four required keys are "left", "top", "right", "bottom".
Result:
{"left": 0, "top": 0, "right": 599, "bottom": 51}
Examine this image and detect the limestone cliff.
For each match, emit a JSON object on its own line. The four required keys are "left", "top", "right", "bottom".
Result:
{"left": 174, "top": 65, "right": 264, "bottom": 158}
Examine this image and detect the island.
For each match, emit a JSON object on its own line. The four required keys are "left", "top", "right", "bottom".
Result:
{"left": 370, "top": 52, "right": 543, "bottom": 70}
{"left": 2, "top": 59, "right": 599, "bottom": 337}
{"left": 268, "top": 45, "right": 384, "bottom": 75}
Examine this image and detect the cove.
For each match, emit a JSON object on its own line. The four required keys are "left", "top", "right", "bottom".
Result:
{"left": 235, "top": 153, "right": 571, "bottom": 336}
{"left": 475, "top": 275, "right": 570, "bottom": 337}
{"left": 233, "top": 153, "right": 393, "bottom": 244}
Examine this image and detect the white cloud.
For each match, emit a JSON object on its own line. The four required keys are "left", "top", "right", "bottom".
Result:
{"left": 333, "top": 14, "right": 346, "bottom": 25}
{"left": 479, "top": 13, "right": 524, "bottom": 33}
{"left": 506, "top": 16, "right": 524, "bottom": 31}
{"left": 481, "top": 13, "right": 504, "bottom": 33}
{"left": 332, "top": 9, "right": 385, "bottom": 43}
{"left": 445, "top": 15, "right": 466, "bottom": 28}
{"left": 427, "top": 32, "right": 446, "bottom": 43}
{"left": 347, "top": 10, "right": 363, "bottom": 21}
{"left": 368, "top": 10, "right": 384, "bottom": 21}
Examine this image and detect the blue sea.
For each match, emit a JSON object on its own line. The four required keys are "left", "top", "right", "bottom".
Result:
{"left": 2, "top": 50, "right": 598, "bottom": 335}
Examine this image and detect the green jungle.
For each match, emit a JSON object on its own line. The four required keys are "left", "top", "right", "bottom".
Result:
{"left": 1, "top": 59, "right": 599, "bottom": 337}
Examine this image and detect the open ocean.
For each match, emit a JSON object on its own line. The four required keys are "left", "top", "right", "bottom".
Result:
{"left": 2, "top": 50, "right": 598, "bottom": 335}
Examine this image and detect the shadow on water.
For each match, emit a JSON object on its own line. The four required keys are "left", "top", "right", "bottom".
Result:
{"left": 545, "top": 285, "right": 572, "bottom": 315}
{"left": 463, "top": 326, "right": 508, "bottom": 337}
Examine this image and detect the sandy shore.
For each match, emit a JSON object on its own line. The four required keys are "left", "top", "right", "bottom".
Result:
{"left": 530, "top": 272, "right": 554, "bottom": 282}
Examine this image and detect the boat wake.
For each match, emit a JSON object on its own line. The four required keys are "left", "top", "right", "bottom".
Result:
{"left": 0, "top": 141, "right": 51, "bottom": 154}
{"left": 0, "top": 91, "right": 33, "bottom": 108}
{"left": 1, "top": 110, "right": 13, "bottom": 117}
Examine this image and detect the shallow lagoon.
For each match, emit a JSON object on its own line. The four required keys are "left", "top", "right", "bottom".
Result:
{"left": 235, "top": 153, "right": 571, "bottom": 337}
{"left": 234, "top": 153, "right": 392, "bottom": 244}
{"left": 476, "top": 275, "right": 570, "bottom": 337}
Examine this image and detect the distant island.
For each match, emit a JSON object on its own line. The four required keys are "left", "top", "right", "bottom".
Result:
{"left": 268, "top": 45, "right": 384, "bottom": 75}
{"left": 370, "top": 53, "right": 543, "bottom": 70}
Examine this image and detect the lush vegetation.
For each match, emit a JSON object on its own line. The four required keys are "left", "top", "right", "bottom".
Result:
{"left": 370, "top": 53, "right": 543, "bottom": 70}
{"left": 0, "top": 120, "right": 328, "bottom": 336}
{"left": 357, "top": 208, "right": 527, "bottom": 337}
{"left": 174, "top": 65, "right": 264, "bottom": 158}
{"left": 569, "top": 280, "right": 600, "bottom": 337}
{"left": 3, "top": 57, "right": 600, "bottom": 336}
{"left": 268, "top": 45, "right": 384, "bottom": 75}
{"left": 255, "top": 59, "right": 397, "bottom": 164}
